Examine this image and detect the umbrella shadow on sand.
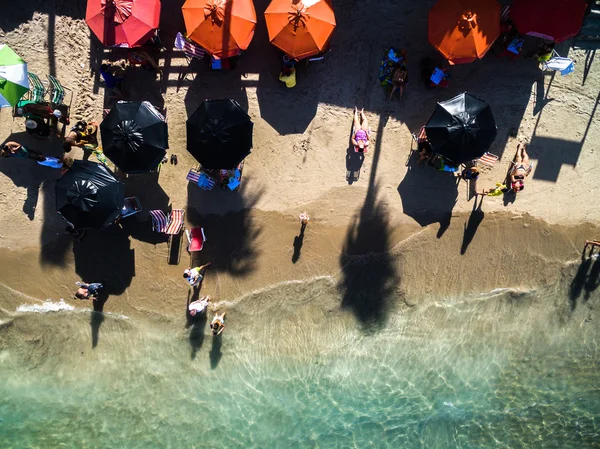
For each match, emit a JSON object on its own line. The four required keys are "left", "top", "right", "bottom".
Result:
{"left": 338, "top": 184, "right": 399, "bottom": 330}
{"left": 397, "top": 165, "right": 459, "bottom": 238}
{"left": 186, "top": 181, "right": 263, "bottom": 277}
{"left": 73, "top": 225, "right": 135, "bottom": 348}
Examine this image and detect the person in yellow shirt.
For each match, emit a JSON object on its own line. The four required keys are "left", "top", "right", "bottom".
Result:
{"left": 279, "top": 67, "right": 296, "bottom": 88}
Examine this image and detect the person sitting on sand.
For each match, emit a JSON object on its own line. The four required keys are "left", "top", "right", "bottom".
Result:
{"left": 417, "top": 140, "right": 433, "bottom": 165}
{"left": 211, "top": 311, "right": 226, "bottom": 336}
{"left": 389, "top": 65, "right": 408, "bottom": 100}
{"left": 189, "top": 295, "right": 211, "bottom": 317}
{"left": 477, "top": 183, "right": 508, "bottom": 197}
{"left": 75, "top": 281, "right": 103, "bottom": 300}
{"left": 63, "top": 120, "right": 99, "bottom": 153}
{"left": 510, "top": 143, "right": 533, "bottom": 192}
{"left": 183, "top": 262, "right": 212, "bottom": 288}
{"left": 455, "top": 166, "right": 480, "bottom": 181}
{"left": 1, "top": 141, "right": 45, "bottom": 161}
{"left": 351, "top": 107, "right": 370, "bottom": 153}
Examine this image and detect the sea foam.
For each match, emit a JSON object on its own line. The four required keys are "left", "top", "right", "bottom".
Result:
{"left": 16, "top": 299, "right": 75, "bottom": 313}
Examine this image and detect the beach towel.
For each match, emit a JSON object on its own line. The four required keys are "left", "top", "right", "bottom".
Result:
{"left": 37, "top": 157, "right": 63, "bottom": 169}
{"left": 378, "top": 48, "right": 405, "bottom": 86}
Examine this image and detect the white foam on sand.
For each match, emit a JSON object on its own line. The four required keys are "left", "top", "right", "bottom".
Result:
{"left": 16, "top": 299, "right": 75, "bottom": 313}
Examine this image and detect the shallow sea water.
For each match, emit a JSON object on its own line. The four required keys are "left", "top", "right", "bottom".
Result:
{"left": 0, "top": 269, "right": 599, "bottom": 449}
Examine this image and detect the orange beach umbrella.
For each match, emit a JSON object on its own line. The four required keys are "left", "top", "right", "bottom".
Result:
{"left": 264, "top": 0, "right": 336, "bottom": 60}
{"left": 182, "top": 0, "right": 257, "bottom": 58}
{"left": 429, "top": 0, "right": 500, "bottom": 65}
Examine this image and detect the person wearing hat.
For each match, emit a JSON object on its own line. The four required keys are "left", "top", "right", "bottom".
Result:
{"left": 351, "top": 107, "right": 370, "bottom": 153}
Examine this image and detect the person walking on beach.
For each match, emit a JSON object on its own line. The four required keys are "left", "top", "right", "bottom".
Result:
{"left": 189, "top": 295, "right": 211, "bottom": 317}
{"left": 75, "top": 282, "right": 103, "bottom": 300}
{"left": 183, "top": 262, "right": 211, "bottom": 288}
{"left": 211, "top": 311, "right": 226, "bottom": 336}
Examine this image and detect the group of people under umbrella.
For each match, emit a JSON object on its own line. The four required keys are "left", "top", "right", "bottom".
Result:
{"left": 58, "top": 99, "right": 253, "bottom": 230}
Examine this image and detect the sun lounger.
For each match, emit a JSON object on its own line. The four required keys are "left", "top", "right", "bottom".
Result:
{"left": 28, "top": 73, "right": 47, "bottom": 103}
{"left": 47, "top": 75, "right": 72, "bottom": 107}
{"left": 477, "top": 152, "right": 499, "bottom": 167}
{"left": 186, "top": 227, "right": 206, "bottom": 252}
{"left": 352, "top": 125, "right": 371, "bottom": 153}
{"left": 150, "top": 208, "right": 185, "bottom": 264}
{"left": 186, "top": 168, "right": 216, "bottom": 190}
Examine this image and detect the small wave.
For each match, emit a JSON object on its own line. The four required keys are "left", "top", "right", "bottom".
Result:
{"left": 17, "top": 299, "right": 75, "bottom": 313}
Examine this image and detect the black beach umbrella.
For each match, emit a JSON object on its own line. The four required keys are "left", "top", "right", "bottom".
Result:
{"left": 186, "top": 99, "right": 253, "bottom": 169}
{"left": 424, "top": 92, "right": 497, "bottom": 165}
{"left": 56, "top": 160, "right": 125, "bottom": 230}
{"left": 101, "top": 101, "right": 168, "bottom": 173}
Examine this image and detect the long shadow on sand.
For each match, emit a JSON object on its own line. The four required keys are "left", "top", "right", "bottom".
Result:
{"left": 569, "top": 252, "right": 600, "bottom": 311}
{"left": 338, "top": 183, "right": 399, "bottom": 330}
{"left": 397, "top": 165, "right": 459, "bottom": 239}
{"left": 186, "top": 289, "right": 208, "bottom": 360}
{"left": 460, "top": 195, "right": 484, "bottom": 255}
{"left": 186, "top": 181, "right": 262, "bottom": 277}
{"left": 210, "top": 334, "right": 223, "bottom": 369}
{"left": 73, "top": 226, "right": 135, "bottom": 347}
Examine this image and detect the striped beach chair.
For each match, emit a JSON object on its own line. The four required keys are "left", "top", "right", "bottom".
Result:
{"left": 150, "top": 209, "right": 186, "bottom": 264}
{"left": 186, "top": 168, "right": 216, "bottom": 190}
{"left": 27, "top": 73, "right": 47, "bottom": 103}
{"left": 477, "top": 152, "right": 499, "bottom": 167}
{"left": 47, "top": 75, "right": 71, "bottom": 107}
{"left": 175, "top": 32, "right": 206, "bottom": 62}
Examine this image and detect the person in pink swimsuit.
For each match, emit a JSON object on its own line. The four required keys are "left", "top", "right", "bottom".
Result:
{"left": 351, "top": 107, "right": 370, "bottom": 152}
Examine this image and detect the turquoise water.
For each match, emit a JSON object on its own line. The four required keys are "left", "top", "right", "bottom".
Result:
{"left": 1, "top": 273, "right": 599, "bottom": 448}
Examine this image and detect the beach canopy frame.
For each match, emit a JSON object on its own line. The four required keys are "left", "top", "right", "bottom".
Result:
{"left": 182, "top": 0, "right": 257, "bottom": 58}
{"left": 428, "top": 0, "right": 501, "bottom": 65}
{"left": 186, "top": 99, "right": 253, "bottom": 169}
{"left": 86, "top": 0, "right": 161, "bottom": 47}
{"left": 424, "top": 92, "right": 497, "bottom": 165}
{"left": 264, "top": 0, "right": 336, "bottom": 60}
{"left": 101, "top": 101, "right": 168, "bottom": 174}
{"left": 56, "top": 160, "right": 125, "bottom": 230}
{"left": 510, "top": 0, "right": 587, "bottom": 43}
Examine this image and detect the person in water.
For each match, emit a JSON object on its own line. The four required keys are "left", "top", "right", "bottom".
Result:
{"left": 351, "top": 107, "right": 370, "bottom": 153}
{"left": 211, "top": 312, "right": 226, "bottom": 336}
{"left": 75, "top": 282, "right": 103, "bottom": 300}
{"left": 188, "top": 295, "right": 211, "bottom": 317}
{"left": 183, "top": 262, "right": 212, "bottom": 288}
{"left": 509, "top": 143, "right": 533, "bottom": 192}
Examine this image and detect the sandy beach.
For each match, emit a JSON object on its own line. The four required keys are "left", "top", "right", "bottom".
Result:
{"left": 1, "top": 0, "right": 600, "bottom": 447}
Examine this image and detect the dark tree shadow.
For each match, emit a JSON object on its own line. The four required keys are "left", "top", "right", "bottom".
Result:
{"left": 73, "top": 226, "right": 135, "bottom": 347}
{"left": 210, "top": 334, "right": 223, "bottom": 369}
{"left": 338, "top": 183, "right": 398, "bottom": 330}
{"left": 397, "top": 166, "right": 458, "bottom": 239}
{"left": 292, "top": 222, "right": 307, "bottom": 263}
{"left": 186, "top": 182, "right": 263, "bottom": 277}
{"left": 460, "top": 195, "right": 485, "bottom": 255}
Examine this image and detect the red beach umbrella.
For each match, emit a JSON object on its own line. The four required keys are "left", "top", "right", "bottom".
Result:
{"left": 86, "top": 0, "right": 161, "bottom": 47}
{"left": 510, "top": 0, "right": 587, "bottom": 43}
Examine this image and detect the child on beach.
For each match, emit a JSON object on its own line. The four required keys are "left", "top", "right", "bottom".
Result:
{"left": 75, "top": 282, "right": 103, "bottom": 300}
{"left": 211, "top": 312, "right": 226, "bottom": 336}
{"left": 183, "top": 262, "right": 212, "bottom": 287}
{"left": 188, "top": 296, "right": 211, "bottom": 317}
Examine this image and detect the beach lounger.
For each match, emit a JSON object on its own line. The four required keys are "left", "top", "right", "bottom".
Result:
{"left": 352, "top": 125, "right": 371, "bottom": 154}
{"left": 47, "top": 75, "right": 72, "bottom": 107}
{"left": 150, "top": 209, "right": 185, "bottom": 264}
{"left": 28, "top": 73, "right": 47, "bottom": 103}
{"left": 477, "top": 152, "right": 499, "bottom": 167}
{"left": 186, "top": 168, "right": 216, "bottom": 190}
{"left": 186, "top": 227, "right": 206, "bottom": 252}
{"left": 174, "top": 32, "right": 206, "bottom": 83}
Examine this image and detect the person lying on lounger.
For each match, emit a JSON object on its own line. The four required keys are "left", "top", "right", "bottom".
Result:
{"left": 509, "top": 143, "right": 533, "bottom": 192}
{"left": 351, "top": 107, "right": 369, "bottom": 152}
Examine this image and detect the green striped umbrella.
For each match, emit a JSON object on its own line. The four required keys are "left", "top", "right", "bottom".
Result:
{"left": 0, "top": 44, "right": 28, "bottom": 108}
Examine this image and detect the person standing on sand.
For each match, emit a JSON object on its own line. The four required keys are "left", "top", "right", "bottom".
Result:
{"left": 183, "top": 262, "right": 212, "bottom": 288}
{"left": 211, "top": 311, "right": 226, "bottom": 336}
{"left": 189, "top": 295, "right": 211, "bottom": 317}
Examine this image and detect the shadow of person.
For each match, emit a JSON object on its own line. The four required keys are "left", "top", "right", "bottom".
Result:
{"left": 346, "top": 147, "right": 365, "bottom": 184}
{"left": 185, "top": 289, "right": 208, "bottom": 360}
{"left": 292, "top": 222, "right": 307, "bottom": 264}
{"left": 90, "top": 292, "right": 108, "bottom": 349}
{"left": 210, "top": 334, "right": 223, "bottom": 369}
{"left": 23, "top": 183, "right": 41, "bottom": 220}
{"left": 570, "top": 255, "right": 592, "bottom": 310}
{"left": 584, "top": 256, "right": 600, "bottom": 301}
{"left": 397, "top": 166, "right": 458, "bottom": 239}
{"left": 460, "top": 196, "right": 485, "bottom": 255}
